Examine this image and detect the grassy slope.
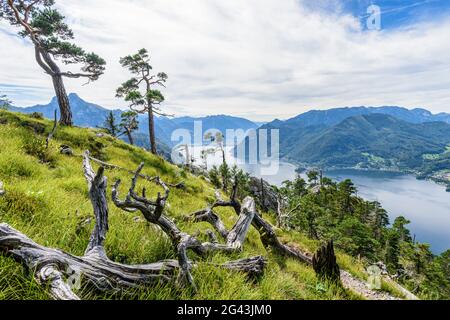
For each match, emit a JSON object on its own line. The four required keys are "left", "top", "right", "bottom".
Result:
{"left": 0, "top": 110, "right": 388, "bottom": 300}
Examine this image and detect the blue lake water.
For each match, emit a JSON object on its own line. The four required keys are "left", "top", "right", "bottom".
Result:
{"left": 322, "top": 169, "right": 450, "bottom": 254}
{"left": 188, "top": 146, "right": 450, "bottom": 254}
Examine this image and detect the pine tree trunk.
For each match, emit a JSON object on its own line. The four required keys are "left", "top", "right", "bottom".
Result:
{"left": 52, "top": 75, "right": 72, "bottom": 126}
{"left": 126, "top": 129, "right": 134, "bottom": 145}
{"left": 221, "top": 147, "right": 226, "bottom": 164}
{"left": 148, "top": 107, "right": 157, "bottom": 154}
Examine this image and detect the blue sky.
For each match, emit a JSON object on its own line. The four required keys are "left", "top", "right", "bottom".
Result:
{"left": 1, "top": 0, "right": 450, "bottom": 121}
{"left": 342, "top": 0, "right": 450, "bottom": 29}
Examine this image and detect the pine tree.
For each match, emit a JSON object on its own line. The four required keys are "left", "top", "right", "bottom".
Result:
{"left": 119, "top": 111, "right": 139, "bottom": 145}
{"left": 116, "top": 49, "right": 168, "bottom": 154}
{"left": 0, "top": 94, "right": 11, "bottom": 110}
{"left": 100, "top": 111, "right": 119, "bottom": 137}
{"left": 1, "top": 1, "right": 106, "bottom": 125}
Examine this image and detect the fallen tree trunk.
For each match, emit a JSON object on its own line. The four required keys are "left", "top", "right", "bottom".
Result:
{"left": 0, "top": 151, "right": 266, "bottom": 299}
{"left": 0, "top": 223, "right": 175, "bottom": 300}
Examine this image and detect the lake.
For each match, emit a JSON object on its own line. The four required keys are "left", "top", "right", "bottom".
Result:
{"left": 186, "top": 146, "right": 450, "bottom": 254}
{"left": 324, "top": 169, "right": 450, "bottom": 254}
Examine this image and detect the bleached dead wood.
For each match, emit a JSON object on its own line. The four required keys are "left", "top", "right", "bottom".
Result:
{"left": 190, "top": 182, "right": 314, "bottom": 265}
{"left": 0, "top": 151, "right": 265, "bottom": 299}
{"left": 111, "top": 163, "right": 263, "bottom": 290}
{"left": 45, "top": 109, "right": 57, "bottom": 149}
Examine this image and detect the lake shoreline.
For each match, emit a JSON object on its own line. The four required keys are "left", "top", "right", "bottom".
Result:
{"left": 187, "top": 146, "right": 449, "bottom": 254}
{"left": 287, "top": 159, "right": 450, "bottom": 192}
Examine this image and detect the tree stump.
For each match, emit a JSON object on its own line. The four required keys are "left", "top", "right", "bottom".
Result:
{"left": 312, "top": 240, "right": 340, "bottom": 283}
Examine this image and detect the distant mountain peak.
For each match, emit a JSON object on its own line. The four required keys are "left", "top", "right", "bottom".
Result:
{"left": 275, "top": 105, "right": 449, "bottom": 128}
{"left": 68, "top": 92, "right": 82, "bottom": 100}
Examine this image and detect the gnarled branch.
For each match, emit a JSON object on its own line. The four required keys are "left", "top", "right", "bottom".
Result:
{"left": 112, "top": 162, "right": 264, "bottom": 290}
{"left": 191, "top": 183, "right": 314, "bottom": 265}
{"left": 0, "top": 152, "right": 266, "bottom": 299}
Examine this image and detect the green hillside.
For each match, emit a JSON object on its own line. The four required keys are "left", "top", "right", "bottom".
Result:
{"left": 281, "top": 114, "right": 450, "bottom": 176}
{"left": 0, "top": 109, "right": 381, "bottom": 300}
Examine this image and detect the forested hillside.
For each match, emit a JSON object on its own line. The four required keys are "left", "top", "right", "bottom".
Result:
{"left": 253, "top": 113, "right": 450, "bottom": 189}
{"left": 284, "top": 114, "right": 450, "bottom": 169}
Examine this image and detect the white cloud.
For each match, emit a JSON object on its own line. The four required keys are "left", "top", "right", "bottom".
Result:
{"left": 0, "top": 0, "right": 449, "bottom": 121}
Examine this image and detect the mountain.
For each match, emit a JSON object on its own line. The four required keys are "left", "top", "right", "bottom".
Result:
{"left": 241, "top": 111, "right": 450, "bottom": 188}
{"left": 158, "top": 115, "right": 259, "bottom": 146}
{"left": 283, "top": 114, "right": 450, "bottom": 170}
{"left": 137, "top": 114, "right": 259, "bottom": 147}
{"left": 265, "top": 106, "right": 450, "bottom": 129}
{"left": 11, "top": 93, "right": 259, "bottom": 149}
{"left": 10, "top": 93, "right": 123, "bottom": 128}
{"left": 252, "top": 106, "right": 450, "bottom": 171}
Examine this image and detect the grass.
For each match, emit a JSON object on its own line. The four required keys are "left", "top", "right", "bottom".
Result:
{"left": 0, "top": 110, "right": 395, "bottom": 300}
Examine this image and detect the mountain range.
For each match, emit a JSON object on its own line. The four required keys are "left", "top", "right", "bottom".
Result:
{"left": 252, "top": 108, "right": 450, "bottom": 187}
{"left": 267, "top": 106, "right": 450, "bottom": 128}
{"left": 276, "top": 113, "right": 450, "bottom": 169}
{"left": 10, "top": 94, "right": 450, "bottom": 183}
{"left": 10, "top": 93, "right": 259, "bottom": 149}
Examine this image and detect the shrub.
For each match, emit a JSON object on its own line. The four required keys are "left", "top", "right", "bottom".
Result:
{"left": 29, "top": 112, "right": 44, "bottom": 120}
{"left": 22, "top": 136, "right": 57, "bottom": 166}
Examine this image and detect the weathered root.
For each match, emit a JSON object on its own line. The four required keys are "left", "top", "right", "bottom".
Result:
{"left": 111, "top": 163, "right": 264, "bottom": 290}
{"left": 0, "top": 223, "right": 264, "bottom": 299}
{"left": 252, "top": 212, "right": 313, "bottom": 264}
{"left": 190, "top": 186, "right": 345, "bottom": 283}
{"left": 86, "top": 154, "right": 185, "bottom": 189}
{"left": 189, "top": 209, "right": 229, "bottom": 239}
{"left": 190, "top": 182, "right": 314, "bottom": 265}
{"left": 0, "top": 223, "right": 175, "bottom": 300}
{"left": 221, "top": 256, "right": 267, "bottom": 278}
{"left": 0, "top": 151, "right": 266, "bottom": 299}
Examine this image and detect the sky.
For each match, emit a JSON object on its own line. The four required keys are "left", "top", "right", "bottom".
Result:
{"left": 1, "top": 0, "right": 450, "bottom": 121}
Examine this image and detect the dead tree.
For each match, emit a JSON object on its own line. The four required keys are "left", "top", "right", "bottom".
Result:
{"left": 111, "top": 163, "right": 264, "bottom": 290}
{"left": 0, "top": 151, "right": 266, "bottom": 299}
{"left": 189, "top": 186, "right": 344, "bottom": 284}
{"left": 189, "top": 182, "right": 314, "bottom": 265}
{"left": 45, "top": 110, "right": 57, "bottom": 149}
